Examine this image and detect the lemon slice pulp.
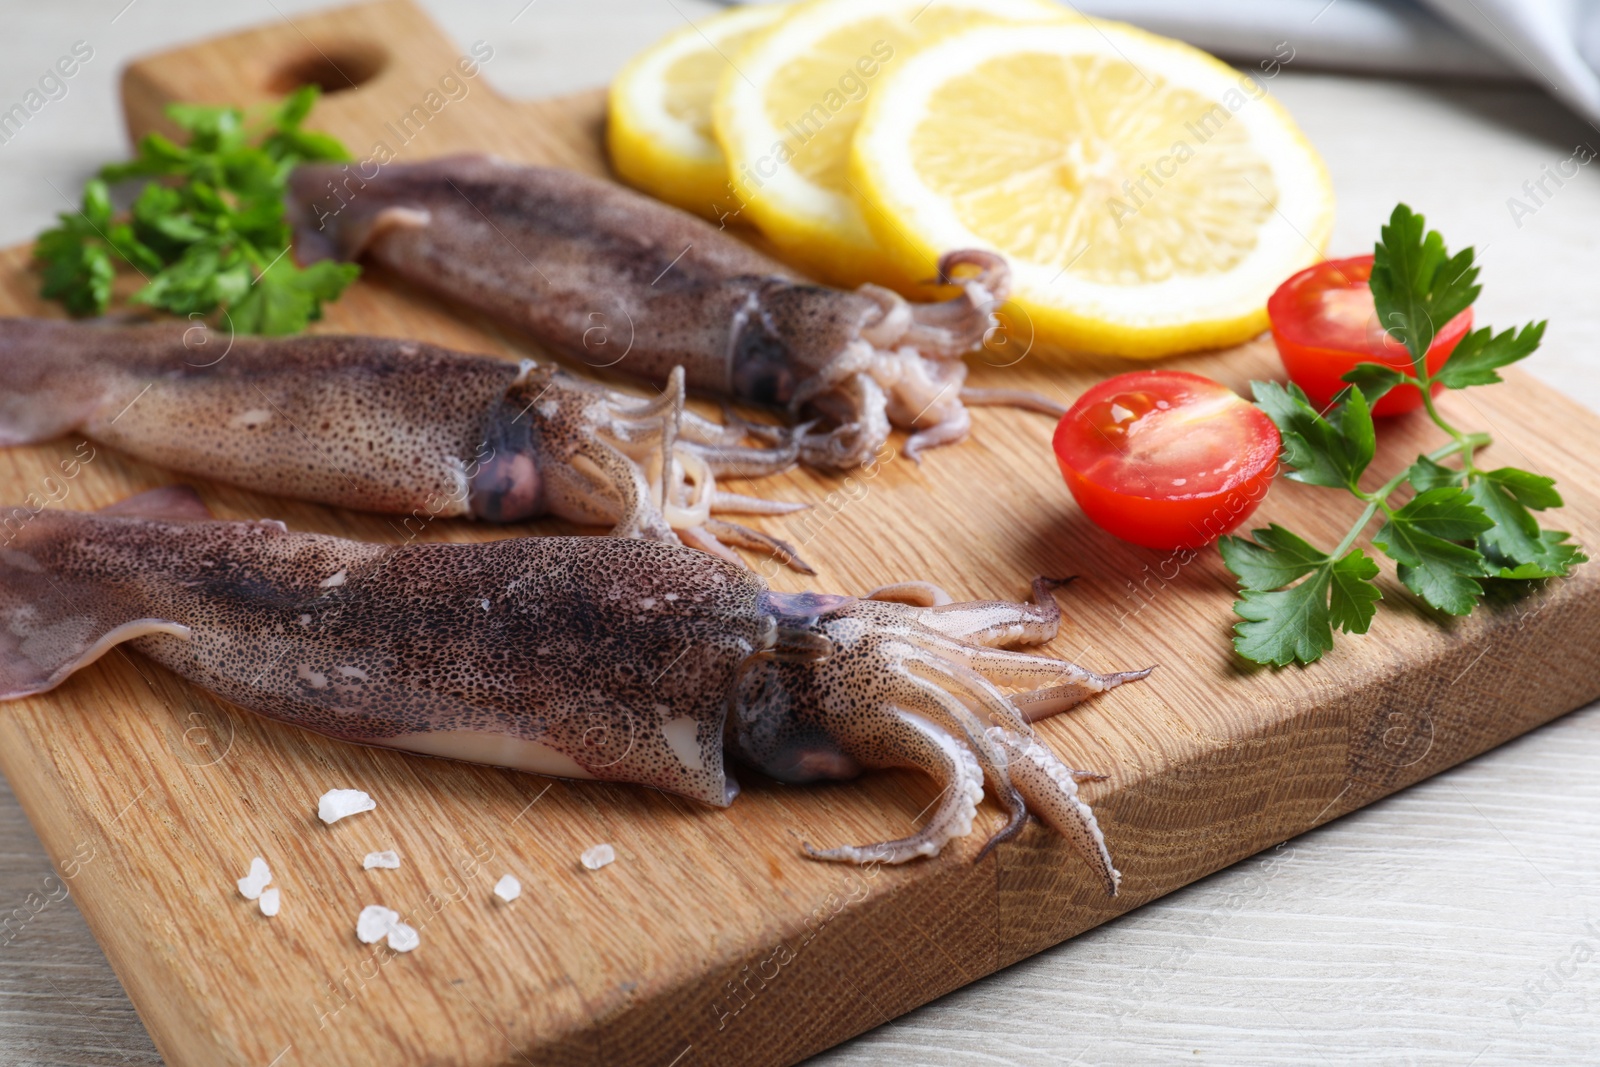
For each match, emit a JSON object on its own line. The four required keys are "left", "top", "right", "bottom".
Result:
{"left": 850, "top": 21, "right": 1335, "bottom": 357}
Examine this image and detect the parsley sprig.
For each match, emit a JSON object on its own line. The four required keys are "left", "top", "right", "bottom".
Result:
{"left": 1219, "top": 204, "right": 1585, "bottom": 665}
{"left": 33, "top": 86, "right": 359, "bottom": 335}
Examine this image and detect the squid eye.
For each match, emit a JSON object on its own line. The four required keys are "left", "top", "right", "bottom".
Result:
{"left": 467, "top": 450, "right": 542, "bottom": 521}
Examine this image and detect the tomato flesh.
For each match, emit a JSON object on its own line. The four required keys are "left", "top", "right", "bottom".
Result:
{"left": 1268, "top": 254, "right": 1473, "bottom": 416}
{"left": 1052, "top": 370, "right": 1280, "bottom": 551}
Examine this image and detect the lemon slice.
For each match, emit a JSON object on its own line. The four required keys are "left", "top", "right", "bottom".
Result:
{"left": 850, "top": 21, "right": 1335, "bottom": 357}
{"left": 608, "top": 4, "right": 784, "bottom": 221}
{"left": 713, "top": 0, "right": 1065, "bottom": 290}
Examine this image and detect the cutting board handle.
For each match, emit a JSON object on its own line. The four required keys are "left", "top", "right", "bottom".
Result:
{"left": 120, "top": 0, "right": 609, "bottom": 176}
{"left": 122, "top": 0, "right": 467, "bottom": 139}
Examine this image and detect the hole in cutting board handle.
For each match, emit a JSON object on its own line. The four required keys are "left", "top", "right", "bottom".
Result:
{"left": 266, "top": 43, "right": 386, "bottom": 95}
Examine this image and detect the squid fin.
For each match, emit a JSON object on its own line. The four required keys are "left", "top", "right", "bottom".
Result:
{"left": 0, "top": 497, "right": 195, "bottom": 699}
{"left": 0, "top": 318, "right": 109, "bottom": 446}
{"left": 97, "top": 485, "right": 214, "bottom": 522}
{"left": 287, "top": 163, "right": 435, "bottom": 264}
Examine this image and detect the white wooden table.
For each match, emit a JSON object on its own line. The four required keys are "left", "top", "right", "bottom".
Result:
{"left": 3, "top": 3, "right": 1600, "bottom": 1064}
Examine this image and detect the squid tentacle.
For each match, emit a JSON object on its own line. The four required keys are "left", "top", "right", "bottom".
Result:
{"left": 905, "top": 649, "right": 1132, "bottom": 870}
{"left": 913, "top": 631, "right": 1156, "bottom": 707}
{"left": 702, "top": 519, "right": 814, "bottom": 576}
{"left": 899, "top": 249, "right": 1011, "bottom": 357}
{"left": 677, "top": 404, "right": 793, "bottom": 451}
{"left": 543, "top": 368, "right": 806, "bottom": 571}
{"left": 677, "top": 438, "right": 800, "bottom": 479}
{"left": 796, "top": 376, "right": 891, "bottom": 469}
{"left": 961, "top": 387, "right": 1069, "bottom": 419}
{"left": 674, "top": 410, "right": 746, "bottom": 447}
{"left": 804, "top": 710, "right": 986, "bottom": 866}
{"left": 644, "top": 379, "right": 803, "bottom": 481}
{"left": 719, "top": 406, "right": 793, "bottom": 446}
{"left": 659, "top": 446, "right": 714, "bottom": 532}
{"left": 905, "top": 653, "right": 1032, "bottom": 737}
{"left": 655, "top": 368, "right": 685, "bottom": 530}
{"left": 986, "top": 727, "right": 1121, "bottom": 895}
{"left": 1010, "top": 672, "right": 1154, "bottom": 722}
{"left": 896, "top": 672, "right": 1030, "bottom": 850}
{"left": 735, "top": 583, "right": 1153, "bottom": 887}
{"left": 909, "top": 576, "right": 1071, "bottom": 648}
{"left": 603, "top": 380, "right": 677, "bottom": 419}
{"left": 864, "top": 582, "right": 955, "bottom": 607}
{"left": 709, "top": 491, "right": 808, "bottom": 516}
{"left": 572, "top": 443, "right": 676, "bottom": 543}
{"left": 789, "top": 339, "right": 877, "bottom": 412}
{"left": 675, "top": 525, "right": 748, "bottom": 569}
{"left": 903, "top": 404, "right": 971, "bottom": 464}
{"left": 953, "top": 645, "right": 1155, "bottom": 695}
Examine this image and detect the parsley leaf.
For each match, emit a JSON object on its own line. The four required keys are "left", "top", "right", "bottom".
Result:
{"left": 33, "top": 179, "right": 117, "bottom": 315}
{"left": 1434, "top": 322, "right": 1546, "bottom": 389}
{"left": 1328, "top": 550, "right": 1383, "bottom": 634}
{"left": 1372, "top": 487, "right": 1493, "bottom": 614}
{"left": 1341, "top": 361, "right": 1406, "bottom": 404}
{"left": 1406, "top": 454, "right": 1464, "bottom": 493}
{"left": 1368, "top": 203, "right": 1480, "bottom": 366}
{"left": 1218, "top": 525, "right": 1328, "bottom": 590}
{"left": 1251, "top": 380, "right": 1374, "bottom": 491}
{"left": 1380, "top": 486, "right": 1493, "bottom": 545}
{"left": 1395, "top": 554, "right": 1487, "bottom": 615}
{"left": 1229, "top": 547, "right": 1381, "bottom": 665}
{"left": 1491, "top": 532, "right": 1587, "bottom": 580}
{"left": 230, "top": 257, "right": 360, "bottom": 335}
{"left": 1478, "top": 466, "right": 1562, "bottom": 510}
{"left": 1233, "top": 572, "right": 1334, "bottom": 666}
{"left": 35, "top": 231, "right": 115, "bottom": 316}
{"left": 1467, "top": 469, "right": 1586, "bottom": 577}
{"left": 32, "top": 85, "right": 356, "bottom": 333}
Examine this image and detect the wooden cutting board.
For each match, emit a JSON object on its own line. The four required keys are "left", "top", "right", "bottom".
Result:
{"left": 3, "top": 3, "right": 1599, "bottom": 1065}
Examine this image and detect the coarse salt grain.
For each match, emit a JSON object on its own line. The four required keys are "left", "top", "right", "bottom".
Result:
{"left": 363, "top": 850, "right": 401, "bottom": 870}
{"left": 319, "top": 789, "right": 376, "bottom": 825}
{"left": 580, "top": 844, "right": 615, "bottom": 871}
{"left": 387, "top": 921, "right": 420, "bottom": 953}
{"left": 236, "top": 856, "right": 271, "bottom": 900}
{"left": 356, "top": 904, "right": 399, "bottom": 945}
{"left": 493, "top": 874, "right": 521, "bottom": 902}
{"left": 258, "top": 887, "right": 281, "bottom": 917}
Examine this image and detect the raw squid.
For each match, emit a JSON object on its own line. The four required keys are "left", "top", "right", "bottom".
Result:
{"left": 286, "top": 155, "right": 1066, "bottom": 470}
{"left": 0, "top": 316, "right": 811, "bottom": 570}
{"left": 0, "top": 489, "right": 1149, "bottom": 890}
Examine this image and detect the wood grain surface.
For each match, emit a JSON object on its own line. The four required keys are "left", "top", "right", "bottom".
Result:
{"left": 2, "top": 3, "right": 1600, "bottom": 1066}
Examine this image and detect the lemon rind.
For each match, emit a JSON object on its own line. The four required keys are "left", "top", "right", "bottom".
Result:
{"left": 607, "top": 5, "right": 783, "bottom": 220}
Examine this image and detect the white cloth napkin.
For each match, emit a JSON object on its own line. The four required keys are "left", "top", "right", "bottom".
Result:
{"left": 727, "top": 0, "right": 1600, "bottom": 124}
{"left": 1071, "top": 0, "right": 1600, "bottom": 126}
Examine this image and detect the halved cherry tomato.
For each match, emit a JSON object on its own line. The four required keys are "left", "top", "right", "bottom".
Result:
{"left": 1053, "top": 371, "right": 1280, "bottom": 552}
{"left": 1268, "top": 254, "right": 1473, "bottom": 416}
